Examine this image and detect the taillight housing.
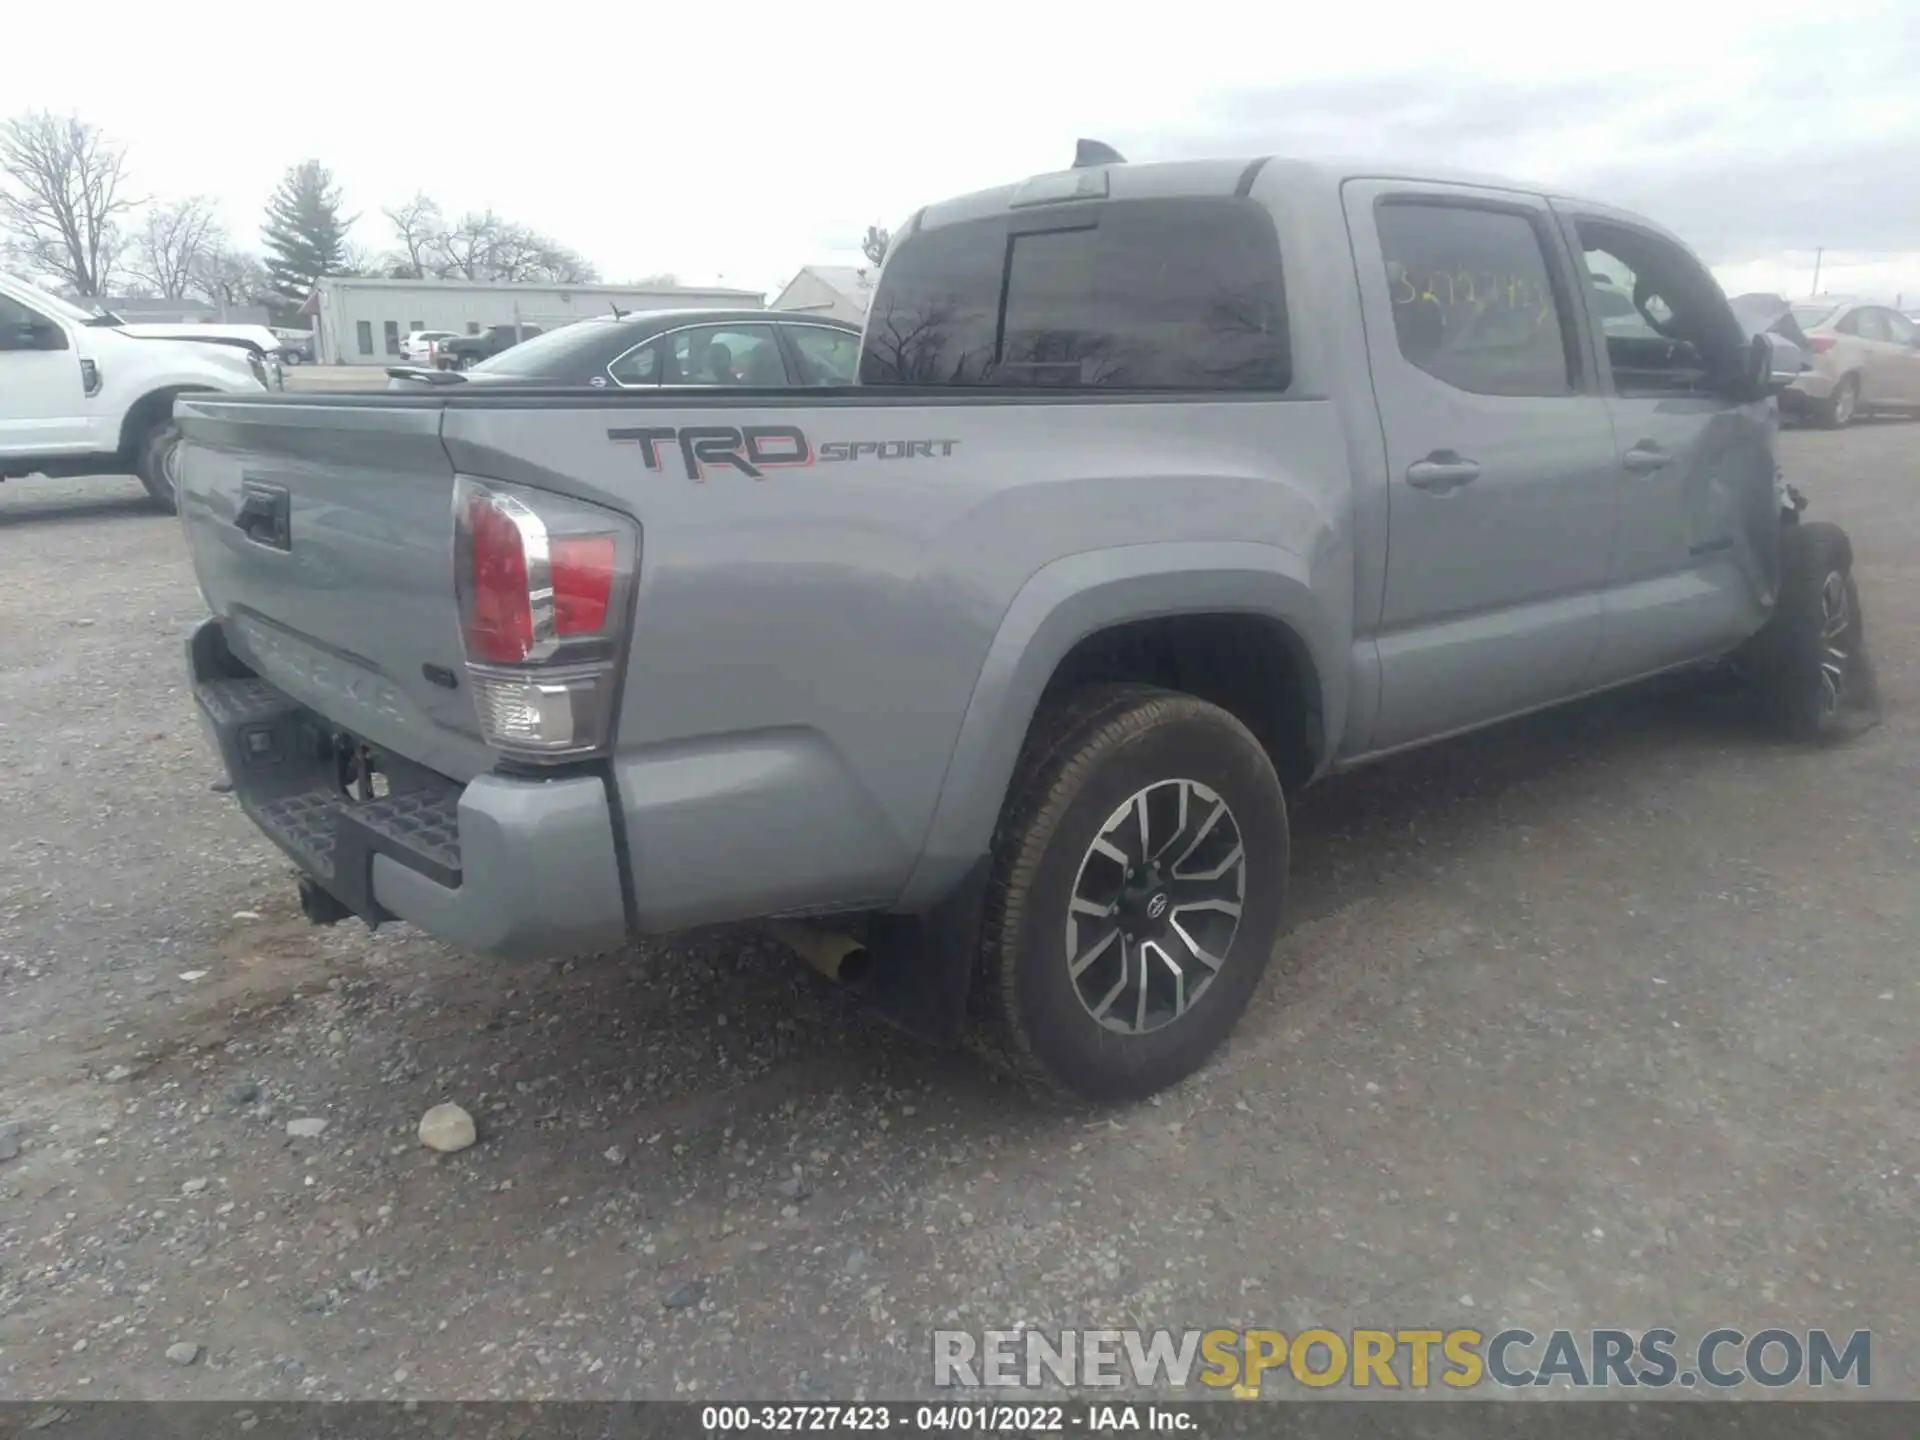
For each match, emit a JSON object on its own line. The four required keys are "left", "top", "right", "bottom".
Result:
{"left": 1806, "top": 336, "right": 1838, "bottom": 354}
{"left": 453, "top": 476, "right": 639, "bottom": 762}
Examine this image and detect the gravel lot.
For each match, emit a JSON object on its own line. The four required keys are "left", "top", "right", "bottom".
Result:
{"left": 0, "top": 422, "right": 1914, "bottom": 1402}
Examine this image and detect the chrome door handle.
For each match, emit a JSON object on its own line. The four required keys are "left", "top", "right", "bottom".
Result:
{"left": 1622, "top": 443, "right": 1671, "bottom": 475}
{"left": 1405, "top": 452, "right": 1482, "bottom": 492}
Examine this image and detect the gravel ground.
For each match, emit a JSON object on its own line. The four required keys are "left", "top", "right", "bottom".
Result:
{"left": 0, "top": 422, "right": 1915, "bottom": 1402}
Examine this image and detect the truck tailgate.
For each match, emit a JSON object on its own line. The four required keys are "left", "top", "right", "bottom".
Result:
{"left": 175, "top": 395, "right": 494, "bottom": 781}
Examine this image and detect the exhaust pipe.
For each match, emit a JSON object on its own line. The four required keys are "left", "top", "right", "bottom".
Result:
{"left": 766, "top": 921, "right": 872, "bottom": 987}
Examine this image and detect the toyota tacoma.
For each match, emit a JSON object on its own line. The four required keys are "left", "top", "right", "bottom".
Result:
{"left": 177, "top": 145, "right": 1867, "bottom": 1101}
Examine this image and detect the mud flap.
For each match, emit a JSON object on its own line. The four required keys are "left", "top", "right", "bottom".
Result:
{"left": 860, "top": 858, "right": 991, "bottom": 1047}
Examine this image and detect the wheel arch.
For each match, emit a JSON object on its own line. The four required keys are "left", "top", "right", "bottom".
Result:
{"left": 116, "top": 386, "right": 215, "bottom": 461}
{"left": 896, "top": 542, "right": 1341, "bottom": 911}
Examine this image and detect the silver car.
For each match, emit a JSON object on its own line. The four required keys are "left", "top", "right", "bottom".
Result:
{"left": 1782, "top": 298, "right": 1920, "bottom": 427}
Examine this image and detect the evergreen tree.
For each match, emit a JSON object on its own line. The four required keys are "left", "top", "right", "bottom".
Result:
{"left": 260, "top": 160, "right": 352, "bottom": 304}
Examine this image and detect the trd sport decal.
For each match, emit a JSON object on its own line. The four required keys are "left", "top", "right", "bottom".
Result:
{"left": 609, "top": 424, "right": 959, "bottom": 481}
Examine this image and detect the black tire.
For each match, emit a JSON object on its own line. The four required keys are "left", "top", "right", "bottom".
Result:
{"left": 1742, "top": 521, "right": 1863, "bottom": 741}
{"left": 133, "top": 418, "right": 183, "bottom": 514}
{"left": 970, "top": 684, "right": 1289, "bottom": 1103}
{"left": 1815, "top": 374, "right": 1859, "bottom": 429}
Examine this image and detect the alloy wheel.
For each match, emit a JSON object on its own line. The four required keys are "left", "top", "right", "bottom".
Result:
{"left": 1833, "top": 381, "right": 1857, "bottom": 425}
{"left": 1817, "top": 570, "right": 1851, "bottom": 719}
{"left": 1064, "top": 778, "right": 1247, "bottom": 1035}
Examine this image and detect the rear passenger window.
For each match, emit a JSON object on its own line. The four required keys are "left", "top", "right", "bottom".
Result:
{"left": 1851, "top": 309, "right": 1890, "bottom": 342}
{"left": 609, "top": 341, "right": 660, "bottom": 386}
{"left": 861, "top": 198, "right": 1289, "bottom": 390}
{"left": 1376, "top": 201, "right": 1573, "bottom": 397}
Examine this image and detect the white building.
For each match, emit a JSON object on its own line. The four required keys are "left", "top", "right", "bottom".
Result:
{"left": 770, "top": 265, "right": 876, "bottom": 325}
{"left": 306, "top": 277, "right": 766, "bottom": 365}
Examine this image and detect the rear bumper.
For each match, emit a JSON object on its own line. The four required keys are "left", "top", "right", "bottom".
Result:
{"left": 188, "top": 618, "right": 628, "bottom": 961}
{"left": 1784, "top": 370, "right": 1840, "bottom": 404}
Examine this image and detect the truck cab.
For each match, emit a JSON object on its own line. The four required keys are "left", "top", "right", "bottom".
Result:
{"left": 1, "top": 270, "right": 270, "bottom": 510}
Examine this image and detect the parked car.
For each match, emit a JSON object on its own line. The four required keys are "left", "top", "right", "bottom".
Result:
{"left": 1772, "top": 297, "right": 1920, "bottom": 427}
{"left": 391, "top": 309, "right": 862, "bottom": 388}
{"left": 400, "top": 329, "right": 458, "bottom": 364}
{"left": 175, "top": 147, "right": 1859, "bottom": 1103}
{"left": 433, "top": 323, "right": 545, "bottom": 370}
{"left": 1, "top": 269, "right": 271, "bottom": 510}
{"left": 274, "top": 330, "right": 315, "bottom": 365}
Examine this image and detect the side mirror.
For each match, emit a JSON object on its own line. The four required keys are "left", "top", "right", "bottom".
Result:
{"left": 1748, "top": 332, "right": 1802, "bottom": 396}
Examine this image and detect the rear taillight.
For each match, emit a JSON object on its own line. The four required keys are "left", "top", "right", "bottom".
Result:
{"left": 453, "top": 476, "right": 638, "bottom": 761}
{"left": 1807, "top": 336, "right": 1838, "bottom": 354}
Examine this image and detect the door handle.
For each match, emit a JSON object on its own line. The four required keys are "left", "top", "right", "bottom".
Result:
{"left": 234, "top": 483, "right": 291, "bottom": 551}
{"left": 1622, "top": 442, "right": 1671, "bottom": 475}
{"left": 1405, "top": 452, "right": 1482, "bottom": 492}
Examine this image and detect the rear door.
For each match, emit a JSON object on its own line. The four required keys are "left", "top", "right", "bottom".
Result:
{"left": 1869, "top": 308, "right": 1920, "bottom": 405}
{"left": 1342, "top": 180, "right": 1619, "bottom": 752}
{"left": 1559, "top": 208, "right": 1779, "bottom": 683}
{"left": 1840, "top": 306, "right": 1901, "bottom": 406}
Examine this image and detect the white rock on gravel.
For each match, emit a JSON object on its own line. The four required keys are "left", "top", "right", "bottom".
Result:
{"left": 166, "top": 1342, "right": 202, "bottom": 1367}
{"left": 286, "top": 1118, "right": 329, "bottom": 1139}
{"left": 417, "top": 1103, "right": 476, "bottom": 1154}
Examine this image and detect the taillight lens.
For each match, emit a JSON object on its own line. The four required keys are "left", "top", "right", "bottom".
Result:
{"left": 1807, "top": 336, "right": 1837, "bottom": 354}
{"left": 551, "top": 536, "right": 616, "bottom": 634}
{"left": 453, "top": 477, "right": 638, "bottom": 761}
{"left": 465, "top": 495, "right": 536, "bottom": 663}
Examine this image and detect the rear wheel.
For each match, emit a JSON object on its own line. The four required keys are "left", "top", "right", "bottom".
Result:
{"left": 134, "top": 418, "right": 183, "bottom": 514}
{"left": 971, "top": 685, "right": 1289, "bottom": 1103}
{"left": 1743, "top": 521, "right": 1862, "bottom": 740}
{"left": 1816, "top": 374, "right": 1859, "bottom": 429}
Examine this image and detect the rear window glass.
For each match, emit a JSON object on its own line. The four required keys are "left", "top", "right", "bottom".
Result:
{"left": 1791, "top": 304, "right": 1838, "bottom": 330}
{"left": 468, "top": 320, "right": 607, "bottom": 374}
{"left": 860, "top": 198, "right": 1289, "bottom": 390}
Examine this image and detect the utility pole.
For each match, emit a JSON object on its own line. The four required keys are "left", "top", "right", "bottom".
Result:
{"left": 1810, "top": 247, "right": 1824, "bottom": 297}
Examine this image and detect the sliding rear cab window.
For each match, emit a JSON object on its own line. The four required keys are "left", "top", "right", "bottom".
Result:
{"left": 860, "top": 197, "right": 1290, "bottom": 390}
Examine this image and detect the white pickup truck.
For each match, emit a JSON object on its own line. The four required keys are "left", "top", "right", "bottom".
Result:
{"left": 0, "top": 270, "right": 272, "bottom": 511}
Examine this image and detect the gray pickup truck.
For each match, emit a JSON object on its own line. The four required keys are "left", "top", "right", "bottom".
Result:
{"left": 178, "top": 146, "right": 1865, "bottom": 1103}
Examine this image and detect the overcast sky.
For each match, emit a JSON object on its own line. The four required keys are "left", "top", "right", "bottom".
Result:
{"left": 10, "top": 0, "right": 1918, "bottom": 303}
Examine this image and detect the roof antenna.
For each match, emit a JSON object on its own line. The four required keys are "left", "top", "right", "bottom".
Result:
{"left": 610, "top": 301, "right": 628, "bottom": 320}
{"left": 1073, "top": 138, "right": 1126, "bottom": 169}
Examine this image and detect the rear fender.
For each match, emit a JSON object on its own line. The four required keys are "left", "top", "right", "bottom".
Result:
{"left": 895, "top": 541, "right": 1340, "bottom": 911}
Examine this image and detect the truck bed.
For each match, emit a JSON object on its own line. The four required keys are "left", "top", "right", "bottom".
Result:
{"left": 176, "top": 384, "right": 1352, "bottom": 939}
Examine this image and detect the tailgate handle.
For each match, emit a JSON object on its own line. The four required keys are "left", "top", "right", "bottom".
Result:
{"left": 235, "top": 483, "right": 291, "bottom": 552}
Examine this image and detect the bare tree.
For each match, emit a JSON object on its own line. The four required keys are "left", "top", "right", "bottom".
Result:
{"left": 0, "top": 110, "right": 137, "bottom": 295}
{"left": 382, "top": 192, "right": 442, "bottom": 278}
{"left": 130, "top": 197, "right": 222, "bottom": 298}
{"left": 188, "top": 242, "right": 273, "bottom": 314}
{"left": 861, "top": 224, "right": 890, "bottom": 269}
{"left": 379, "top": 198, "right": 600, "bottom": 285}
